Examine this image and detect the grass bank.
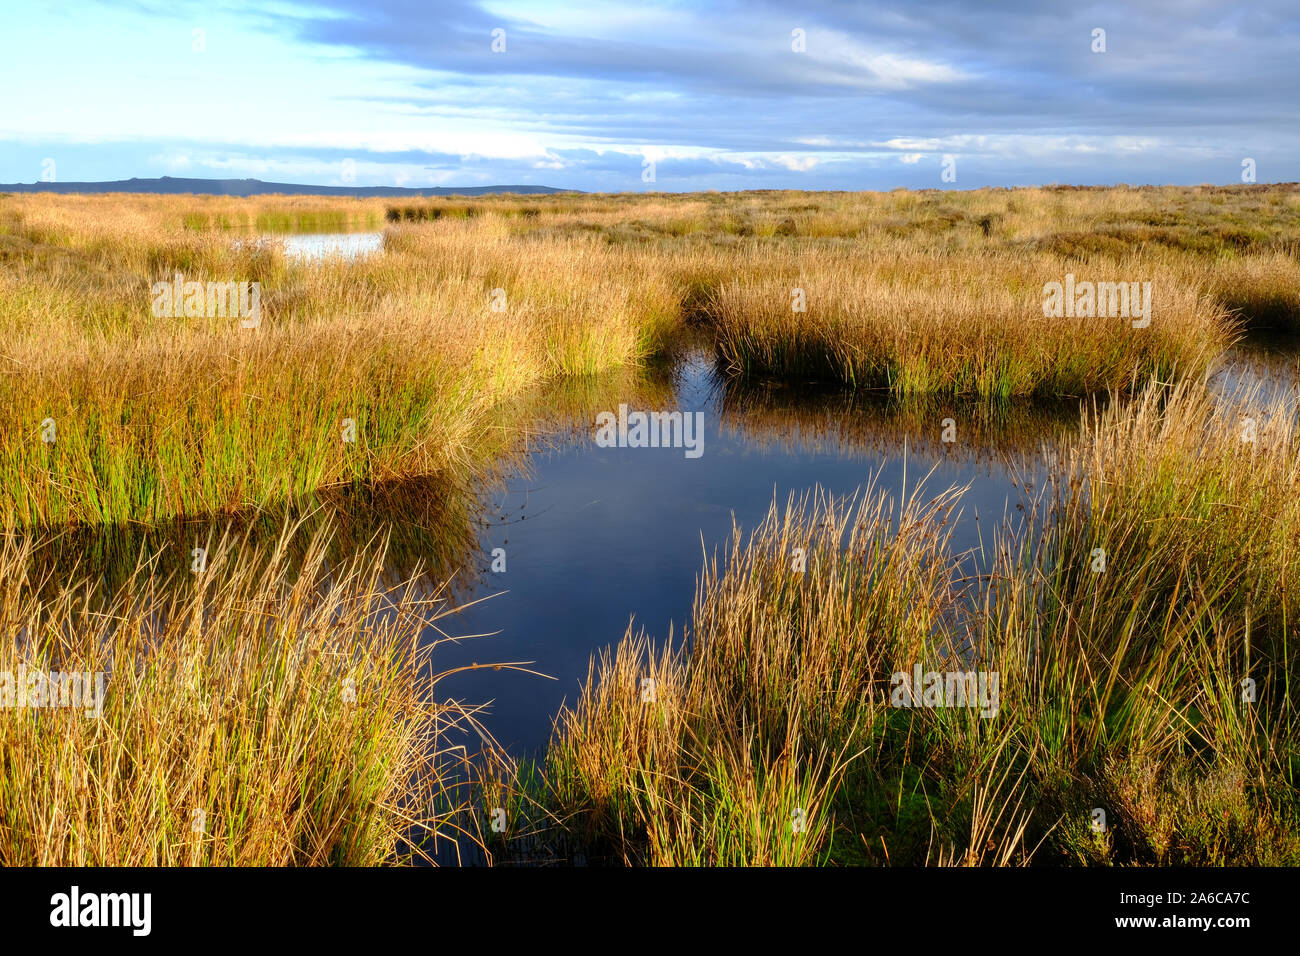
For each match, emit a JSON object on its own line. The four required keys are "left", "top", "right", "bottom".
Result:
{"left": 704, "top": 247, "right": 1230, "bottom": 397}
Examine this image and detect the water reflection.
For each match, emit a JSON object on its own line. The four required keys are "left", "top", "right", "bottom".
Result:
{"left": 1211, "top": 335, "right": 1300, "bottom": 403}
{"left": 229, "top": 232, "right": 385, "bottom": 262}
{"left": 438, "top": 352, "right": 1080, "bottom": 757}
{"left": 718, "top": 375, "right": 1081, "bottom": 470}
{"left": 281, "top": 232, "right": 384, "bottom": 262}
{"left": 11, "top": 474, "right": 487, "bottom": 606}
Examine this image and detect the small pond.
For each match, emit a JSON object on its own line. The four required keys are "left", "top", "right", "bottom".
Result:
{"left": 434, "top": 351, "right": 1078, "bottom": 756}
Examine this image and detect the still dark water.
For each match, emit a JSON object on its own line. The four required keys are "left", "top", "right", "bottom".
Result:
{"left": 433, "top": 352, "right": 1078, "bottom": 756}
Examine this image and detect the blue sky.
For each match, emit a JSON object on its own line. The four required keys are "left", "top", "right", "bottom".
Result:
{"left": 2, "top": 0, "right": 1297, "bottom": 190}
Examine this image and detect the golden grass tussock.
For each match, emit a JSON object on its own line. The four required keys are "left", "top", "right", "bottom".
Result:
{"left": 707, "top": 247, "right": 1231, "bottom": 397}
{"left": 546, "top": 483, "right": 967, "bottom": 865}
{"left": 0, "top": 516, "right": 492, "bottom": 865}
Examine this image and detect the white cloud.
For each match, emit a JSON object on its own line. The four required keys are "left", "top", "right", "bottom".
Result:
{"left": 773, "top": 155, "right": 818, "bottom": 171}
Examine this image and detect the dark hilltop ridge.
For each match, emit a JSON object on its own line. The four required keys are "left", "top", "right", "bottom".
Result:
{"left": 0, "top": 176, "right": 575, "bottom": 197}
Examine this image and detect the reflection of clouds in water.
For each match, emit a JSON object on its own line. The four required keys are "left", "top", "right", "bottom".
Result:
{"left": 230, "top": 232, "right": 384, "bottom": 262}
{"left": 282, "top": 233, "right": 384, "bottom": 262}
{"left": 1211, "top": 344, "right": 1300, "bottom": 407}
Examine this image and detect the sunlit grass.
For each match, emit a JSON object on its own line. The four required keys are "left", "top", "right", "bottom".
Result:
{"left": 2, "top": 185, "right": 1294, "bottom": 526}
{"left": 0, "top": 517, "right": 488, "bottom": 866}
{"left": 1, "top": 184, "right": 1298, "bottom": 866}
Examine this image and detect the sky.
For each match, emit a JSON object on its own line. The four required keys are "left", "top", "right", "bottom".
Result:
{"left": 2, "top": 0, "right": 1298, "bottom": 191}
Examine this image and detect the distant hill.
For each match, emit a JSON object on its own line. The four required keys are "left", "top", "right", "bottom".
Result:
{"left": 0, "top": 176, "right": 574, "bottom": 197}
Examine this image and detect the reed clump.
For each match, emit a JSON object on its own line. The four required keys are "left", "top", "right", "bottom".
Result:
{"left": 983, "top": 377, "right": 1300, "bottom": 864}
{"left": 0, "top": 205, "right": 676, "bottom": 528}
{"left": 545, "top": 483, "right": 968, "bottom": 865}
{"left": 0, "top": 518, "right": 483, "bottom": 865}
{"left": 706, "top": 249, "right": 1231, "bottom": 398}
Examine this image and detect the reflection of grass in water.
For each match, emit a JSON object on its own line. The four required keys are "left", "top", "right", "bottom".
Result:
{"left": 718, "top": 376, "right": 1083, "bottom": 470}
{"left": 496, "top": 359, "right": 680, "bottom": 456}
{"left": 13, "top": 473, "right": 491, "bottom": 604}
{"left": 1212, "top": 336, "right": 1300, "bottom": 405}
